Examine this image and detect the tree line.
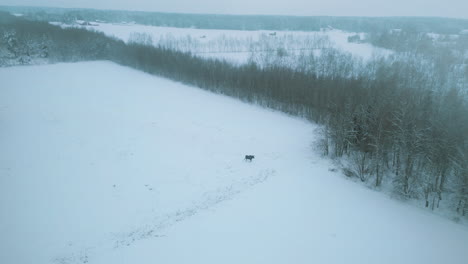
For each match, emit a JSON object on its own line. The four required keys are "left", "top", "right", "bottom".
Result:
{"left": 2, "top": 6, "right": 468, "bottom": 34}
{"left": 1, "top": 12, "right": 467, "bottom": 219}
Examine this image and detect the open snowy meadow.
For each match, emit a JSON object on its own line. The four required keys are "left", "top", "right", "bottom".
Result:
{"left": 52, "top": 22, "right": 391, "bottom": 63}
{"left": 1, "top": 61, "right": 467, "bottom": 264}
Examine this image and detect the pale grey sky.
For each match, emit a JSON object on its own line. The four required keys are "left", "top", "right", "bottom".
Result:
{"left": 1, "top": 0, "right": 468, "bottom": 18}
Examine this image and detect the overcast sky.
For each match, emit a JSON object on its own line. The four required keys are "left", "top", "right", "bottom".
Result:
{"left": 2, "top": 0, "right": 468, "bottom": 18}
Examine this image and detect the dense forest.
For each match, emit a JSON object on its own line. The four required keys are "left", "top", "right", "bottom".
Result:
{"left": 1, "top": 11, "right": 467, "bottom": 219}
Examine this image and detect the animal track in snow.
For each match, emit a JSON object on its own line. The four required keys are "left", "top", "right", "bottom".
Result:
{"left": 52, "top": 169, "right": 275, "bottom": 264}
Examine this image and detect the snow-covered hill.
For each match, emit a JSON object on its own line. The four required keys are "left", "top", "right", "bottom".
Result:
{"left": 0, "top": 62, "right": 467, "bottom": 264}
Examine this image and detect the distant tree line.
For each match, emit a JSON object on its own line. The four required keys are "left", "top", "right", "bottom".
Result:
{"left": 2, "top": 6, "right": 468, "bottom": 34}
{"left": 365, "top": 29, "right": 468, "bottom": 59}
{"left": 0, "top": 12, "right": 113, "bottom": 65}
{"left": 1, "top": 12, "right": 467, "bottom": 219}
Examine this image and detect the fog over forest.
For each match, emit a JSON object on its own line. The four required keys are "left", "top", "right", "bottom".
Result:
{"left": 3, "top": 0, "right": 468, "bottom": 18}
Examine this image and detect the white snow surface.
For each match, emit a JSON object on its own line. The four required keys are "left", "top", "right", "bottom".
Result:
{"left": 51, "top": 22, "right": 391, "bottom": 63}
{"left": 0, "top": 61, "right": 467, "bottom": 264}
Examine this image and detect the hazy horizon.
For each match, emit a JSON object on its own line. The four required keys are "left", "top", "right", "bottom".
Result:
{"left": 1, "top": 0, "right": 468, "bottom": 19}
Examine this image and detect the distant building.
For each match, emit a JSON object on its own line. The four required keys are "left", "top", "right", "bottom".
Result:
{"left": 75, "top": 20, "right": 97, "bottom": 26}
{"left": 390, "top": 29, "right": 403, "bottom": 34}
{"left": 347, "top": 34, "right": 362, "bottom": 43}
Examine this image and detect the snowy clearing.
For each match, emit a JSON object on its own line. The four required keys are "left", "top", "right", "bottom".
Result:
{"left": 51, "top": 22, "right": 391, "bottom": 63}
{"left": 0, "top": 62, "right": 467, "bottom": 264}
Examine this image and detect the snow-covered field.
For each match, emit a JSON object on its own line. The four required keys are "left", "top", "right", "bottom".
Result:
{"left": 1, "top": 62, "right": 467, "bottom": 264}
{"left": 52, "top": 22, "right": 391, "bottom": 63}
